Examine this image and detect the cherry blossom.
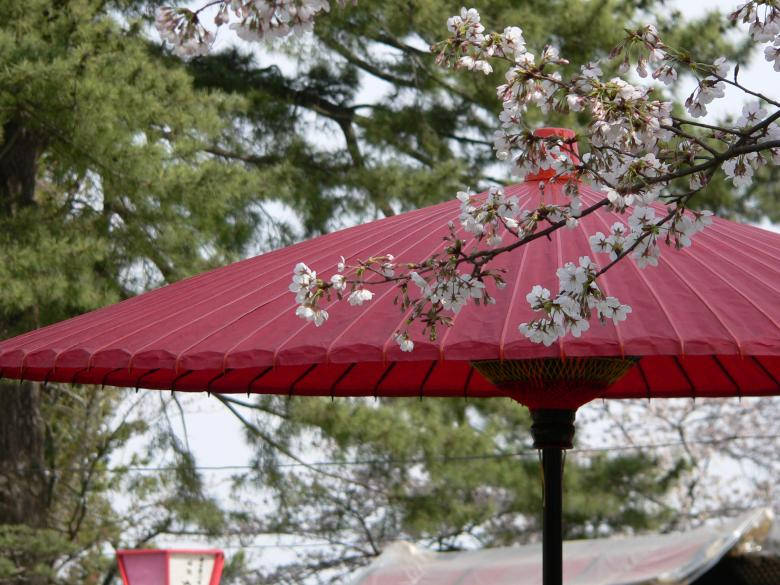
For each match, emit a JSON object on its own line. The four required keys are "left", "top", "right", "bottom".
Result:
{"left": 766, "top": 42, "right": 780, "bottom": 71}
{"left": 155, "top": 1, "right": 349, "bottom": 57}
{"left": 155, "top": 7, "right": 215, "bottom": 58}
{"left": 395, "top": 333, "right": 414, "bottom": 352}
{"left": 330, "top": 273, "right": 346, "bottom": 291}
{"left": 723, "top": 153, "right": 758, "bottom": 187}
{"left": 347, "top": 289, "right": 374, "bottom": 306}
{"left": 289, "top": 262, "right": 329, "bottom": 326}
{"left": 737, "top": 101, "right": 768, "bottom": 127}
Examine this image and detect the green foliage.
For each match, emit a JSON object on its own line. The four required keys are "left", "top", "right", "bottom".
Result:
{"left": 0, "top": 525, "right": 78, "bottom": 583}
{"left": 0, "top": 1, "right": 271, "bottom": 582}
{"left": 184, "top": 0, "right": 758, "bottom": 237}
{"left": 0, "top": 0, "right": 276, "bottom": 336}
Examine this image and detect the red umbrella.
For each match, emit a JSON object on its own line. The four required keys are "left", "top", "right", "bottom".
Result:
{"left": 2, "top": 128, "right": 779, "bottom": 585}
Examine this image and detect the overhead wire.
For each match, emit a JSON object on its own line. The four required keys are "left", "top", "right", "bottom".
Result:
{"left": 51, "top": 432, "right": 780, "bottom": 474}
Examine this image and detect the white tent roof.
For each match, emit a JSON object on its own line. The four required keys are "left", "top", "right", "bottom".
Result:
{"left": 351, "top": 509, "right": 773, "bottom": 585}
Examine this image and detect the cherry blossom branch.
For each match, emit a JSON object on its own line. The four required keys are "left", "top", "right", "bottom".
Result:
{"left": 193, "top": 0, "right": 222, "bottom": 16}
{"left": 672, "top": 117, "right": 743, "bottom": 136}
{"left": 594, "top": 206, "right": 680, "bottom": 278}
{"left": 661, "top": 125, "right": 719, "bottom": 156}
{"left": 287, "top": 5, "right": 779, "bottom": 349}
{"left": 468, "top": 198, "right": 610, "bottom": 263}
{"left": 716, "top": 74, "right": 780, "bottom": 108}
{"left": 154, "top": 1, "right": 779, "bottom": 349}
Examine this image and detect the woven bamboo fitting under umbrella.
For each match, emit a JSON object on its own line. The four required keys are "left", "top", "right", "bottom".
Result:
{"left": 2, "top": 128, "right": 779, "bottom": 585}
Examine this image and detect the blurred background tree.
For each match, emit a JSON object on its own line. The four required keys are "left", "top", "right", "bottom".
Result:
{"left": 179, "top": 0, "right": 764, "bottom": 234}
{"left": 0, "top": 0, "right": 774, "bottom": 584}
{"left": 0, "top": 0, "right": 267, "bottom": 582}
{"left": 214, "top": 394, "right": 684, "bottom": 584}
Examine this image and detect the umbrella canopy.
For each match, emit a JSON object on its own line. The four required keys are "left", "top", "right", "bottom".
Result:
{"left": 3, "top": 127, "right": 779, "bottom": 585}
{"left": 1, "top": 161, "right": 778, "bottom": 402}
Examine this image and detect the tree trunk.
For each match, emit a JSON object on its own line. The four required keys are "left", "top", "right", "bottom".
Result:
{"left": 0, "top": 118, "right": 53, "bottom": 584}
{"left": 0, "top": 381, "right": 48, "bottom": 526}
{"left": 0, "top": 119, "right": 45, "bottom": 214}
{"left": 0, "top": 115, "right": 48, "bottom": 525}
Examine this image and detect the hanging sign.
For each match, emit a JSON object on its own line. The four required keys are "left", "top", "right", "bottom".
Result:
{"left": 116, "top": 549, "right": 225, "bottom": 585}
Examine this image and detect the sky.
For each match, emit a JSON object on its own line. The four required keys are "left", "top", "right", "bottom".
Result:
{"left": 114, "top": 0, "right": 780, "bottom": 566}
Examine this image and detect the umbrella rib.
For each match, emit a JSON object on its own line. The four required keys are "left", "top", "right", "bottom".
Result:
{"left": 373, "top": 362, "right": 396, "bottom": 398}
{"left": 680, "top": 237, "right": 779, "bottom": 331}
{"left": 443, "top": 184, "right": 535, "bottom": 361}
{"left": 248, "top": 201, "right": 459, "bottom": 366}
{"left": 419, "top": 361, "right": 437, "bottom": 399}
{"left": 169, "top": 208, "right": 442, "bottom": 371}
{"left": 4, "top": 235, "right": 326, "bottom": 358}
{"left": 70, "top": 367, "right": 90, "bottom": 384}
{"left": 206, "top": 369, "right": 231, "bottom": 393}
{"left": 14, "top": 253, "right": 287, "bottom": 370}
{"left": 330, "top": 363, "right": 356, "bottom": 396}
{"left": 289, "top": 363, "right": 318, "bottom": 396}
{"left": 214, "top": 203, "right": 458, "bottom": 369}
{"left": 0, "top": 216, "right": 372, "bottom": 350}
{"left": 127, "top": 214, "right": 421, "bottom": 372}
{"left": 496, "top": 200, "right": 533, "bottom": 360}
{"left": 673, "top": 356, "right": 697, "bottom": 398}
{"left": 696, "top": 229, "right": 780, "bottom": 283}
{"left": 377, "top": 208, "right": 491, "bottom": 363}
{"left": 436, "top": 189, "right": 535, "bottom": 358}
{"left": 273, "top": 204, "right": 459, "bottom": 364}
{"left": 554, "top": 203, "right": 567, "bottom": 359}
{"left": 637, "top": 359, "right": 651, "bottom": 400}
{"left": 16, "top": 211, "right": 409, "bottom": 371}
{"left": 247, "top": 366, "right": 274, "bottom": 393}
{"left": 170, "top": 369, "right": 193, "bottom": 391}
{"left": 100, "top": 367, "right": 125, "bottom": 387}
{"left": 0, "top": 280, "right": 186, "bottom": 351}
{"left": 707, "top": 219, "right": 780, "bottom": 258}
{"left": 134, "top": 368, "right": 160, "bottom": 390}
{"left": 574, "top": 201, "right": 627, "bottom": 356}
{"left": 711, "top": 355, "right": 741, "bottom": 396}
{"left": 750, "top": 356, "right": 780, "bottom": 389}
{"left": 463, "top": 365, "right": 475, "bottom": 399}
{"left": 656, "top": 253, "right": 743, "bottom": 354}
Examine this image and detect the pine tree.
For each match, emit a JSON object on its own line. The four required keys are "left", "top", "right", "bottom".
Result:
{"left": 185, "top": 0, "right": 758, "bottom": 237}
{"left": 0, "top": 1, "right": 270, "bottom": 582}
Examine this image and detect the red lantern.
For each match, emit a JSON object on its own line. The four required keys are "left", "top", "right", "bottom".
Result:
{"left": 116, "top": 549, "right": 224, "bottom": 585}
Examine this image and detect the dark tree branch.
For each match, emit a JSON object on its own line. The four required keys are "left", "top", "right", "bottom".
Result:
{"left": 214, "top": 394, "right": 382, "bottom": 493}
{"left": 323, "top": 37, "right": 419, "bottom": 89}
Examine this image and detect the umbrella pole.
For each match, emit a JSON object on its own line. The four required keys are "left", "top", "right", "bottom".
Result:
{"left": 542, "top": 447, "right": 563, "bottom": 585}
{"left": 530, "top": 409, "right": 576, "bottom": 585}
